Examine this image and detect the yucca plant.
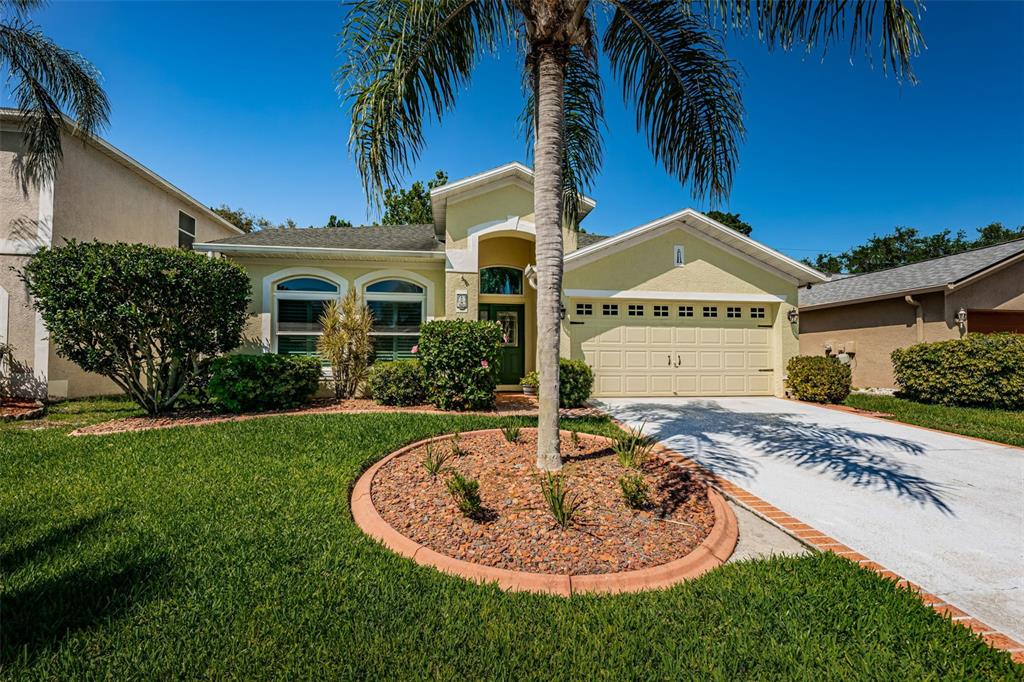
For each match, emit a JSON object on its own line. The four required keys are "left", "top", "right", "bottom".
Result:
{"left": 420, "top": 442, "right": 453, "bottom": 478}
{"left": 340, "top": 0, "right": 923, "bottom": 474}
{"left": 446, "top": 471, "right": 484, "bottom": 519}
{"left": 619, "top": 473, "right": 650, "bottom": 509}
{"left": 500, "top": 420, "right": 522, "bottom": 444}
{"left": 613, "top": 421, "right": 656, "bottom": 469}
{"left": 539, "top": 472, "right": 583, "bottom": 530}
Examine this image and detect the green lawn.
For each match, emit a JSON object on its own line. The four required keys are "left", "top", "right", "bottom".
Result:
{"left": 1, "top": 400, "right": 1018, "bottom": 679}
{"left": 846, "top": 394, "right": 1024, "bottom": 448}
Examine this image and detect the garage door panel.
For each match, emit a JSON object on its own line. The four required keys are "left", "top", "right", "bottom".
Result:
{"left": 578, "top": 307, "right": 776, "bottom": 397}
{"left": 650, "top": 327, "right": 673, "bottom": 344}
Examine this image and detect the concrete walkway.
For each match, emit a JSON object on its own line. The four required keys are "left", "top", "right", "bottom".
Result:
{"left": 597, "top": 397, "right": 1024, "bottom": 642}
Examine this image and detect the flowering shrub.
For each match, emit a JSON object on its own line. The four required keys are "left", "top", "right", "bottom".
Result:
{"left": 417, "top": 320, "right": 502, "bottom": 410}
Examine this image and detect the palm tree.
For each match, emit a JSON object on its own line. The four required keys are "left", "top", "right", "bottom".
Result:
{"left": 1, "top": 0, "right": 109, "bottom": 188}
{"left": 340, "top": 0, "right": 923, "bottom": 471}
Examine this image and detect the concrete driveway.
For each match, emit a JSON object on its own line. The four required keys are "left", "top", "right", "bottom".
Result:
{"left": 597, "top": 397, "right": 1024, "bottom": 643}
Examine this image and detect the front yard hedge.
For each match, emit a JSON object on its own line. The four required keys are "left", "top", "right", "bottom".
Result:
{"left": 891, "top": 333, "right": 1024, "bottom": 410}
{"left": 785, "top": 355, "right": 852, "bottom": 404}
{"left": 417, "top": 320, "right": 502, "bottom": 410}
{"left": 367, "top": 360, "right": 426, "bottom": 406}
{"left": 208, "top": 354, "right": 321, "bottom": 413}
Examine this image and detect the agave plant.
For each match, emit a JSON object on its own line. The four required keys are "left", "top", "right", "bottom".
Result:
{"left": 339, "top": 0, "right": 923, "bottom": 473}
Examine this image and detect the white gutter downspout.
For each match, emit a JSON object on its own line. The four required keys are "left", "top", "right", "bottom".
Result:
{"left": 905, "top": 295, "right": 924, "bottom": 342}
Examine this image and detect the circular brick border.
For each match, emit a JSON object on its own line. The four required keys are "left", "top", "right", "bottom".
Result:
{"left": 350, "top": 429, "right": 738, "bottom": 596}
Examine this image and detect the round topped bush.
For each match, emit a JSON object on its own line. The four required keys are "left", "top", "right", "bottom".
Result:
{"left": 785, "top": 355, "right": 852, "bottom": 404}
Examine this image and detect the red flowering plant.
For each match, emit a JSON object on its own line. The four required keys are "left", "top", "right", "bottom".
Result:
{"left": 417, "top": 320, "right": 502, "bottom": 410}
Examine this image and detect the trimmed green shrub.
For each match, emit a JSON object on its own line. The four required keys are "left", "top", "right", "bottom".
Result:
{"left": 891, "top": 333, "right": 1024, "bottom": 410}
{"left": 558, "top": 358, "right": 594, "bottom": 408}
{"left": 446, "top": 471, "right": 483, "bottom": 519}
{"left": 417, "top": 320, "right": 502, "bottom": 410}
{"left": 785, "top": 355, "right": 852, "bottom": 404}
{"left": 208, "top": 354, "right": 321, "bottom": 413}
{"left": 20, "top": 240, "right": 250, "bottom": 415}
{"left": 619, "top": 473, "right": 650, "bottom": 509}
{"left": 367, "top": 360, "right": 426, "bottom": 406}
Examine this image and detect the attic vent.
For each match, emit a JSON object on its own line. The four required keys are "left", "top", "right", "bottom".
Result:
{"left": 673, "top": 245, "right": 685, "bottom": 267}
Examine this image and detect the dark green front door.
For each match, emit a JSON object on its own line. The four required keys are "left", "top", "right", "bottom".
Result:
{"left": 479, "top": 303, "right": 526, "bottom": 385}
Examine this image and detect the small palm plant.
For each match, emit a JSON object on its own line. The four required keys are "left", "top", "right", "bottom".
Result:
{"left": 619, "top": 473, "right": 650, "bottom": 509}
{"left": 500, "top": 420, "right": 521, "bottom": 444}
{"left": 539, "top": 472, "right": 583, "bottom": 530}
{"left": 446, "top": 471, "right": 484, "bottom": 519}
{"left": 317, "top": 291, "right": 374, "bottom": 399}
{"left": 420, "top": 442, "right": 452, "bottom": 478}
{"left": 613, "top": 421, "right": 656, "bottom": 469}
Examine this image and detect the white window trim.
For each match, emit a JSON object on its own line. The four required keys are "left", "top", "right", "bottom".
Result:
{"left": 355, "top": 271, "right": 434, "bottom": 361}
{"left": 261, "top": 267, "right": 349, "bottom": 353}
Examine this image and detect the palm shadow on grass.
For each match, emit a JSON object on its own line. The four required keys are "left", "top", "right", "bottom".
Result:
{"left": 1, "top": 511, "right": 170, "bottom": 666}
{"left": 603, "top": 401, "right": 953, "bottom": 515}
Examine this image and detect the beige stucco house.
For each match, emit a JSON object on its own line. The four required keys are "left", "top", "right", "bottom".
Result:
{"left": 0, "top": 109, "right": 242, "bottom": 399}
{"left": 197, "top": 163, "right": 826, "bottom": 398}
{"left": 798, "top": 240, "right": 1024, "bottom": 388}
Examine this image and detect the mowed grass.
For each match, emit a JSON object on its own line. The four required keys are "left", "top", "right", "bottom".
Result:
{"left": 1, "top": 402, "right": 1019, "bottom": 679}
{"left": 846, "top": 394, "right": 1024, "bottom": 448}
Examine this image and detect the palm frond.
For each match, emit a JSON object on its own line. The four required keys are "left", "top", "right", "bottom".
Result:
{"left": 521, "top": 39, "right": 604, "bottom": 230}
{"left": 604, "top": 0, "right": 744, "bottom": 203}
{"left": 0, "top": 19, "right": 109, "bottom": 187}
{"left": 698, "top": 0, "right": 925, "bottom": 82}
{"left": 339, "top": 0, "right": 513, "bottom": 208}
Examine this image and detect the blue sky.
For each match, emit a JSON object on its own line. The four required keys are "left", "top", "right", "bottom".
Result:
{"left": 5, "top": 1, "right": 1024, "bottom": 259}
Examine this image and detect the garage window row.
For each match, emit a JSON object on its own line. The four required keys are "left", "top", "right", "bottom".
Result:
{"left": 575, "top": 302, "right": 771, "bottom": 320}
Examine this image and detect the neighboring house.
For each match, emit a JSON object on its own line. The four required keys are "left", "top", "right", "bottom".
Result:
{"left": 197, "top": 163, "right": 825, "bottom": 398}
{"left": 0, "top": 109, "right": 242, "bottom": 399}
{"left": 798, "top": 239, "right": 1024, "bottom": 388}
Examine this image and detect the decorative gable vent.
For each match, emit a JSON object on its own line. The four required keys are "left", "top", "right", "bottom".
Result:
{"left": 673, "top": 245, "right": 685, "bottom": 267}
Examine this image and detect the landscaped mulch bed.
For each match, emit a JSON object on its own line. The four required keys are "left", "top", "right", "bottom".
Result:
{"left": 371, "top": 429, "right": 715, "bottom": 575}
{"left": 0, "top": 399, "right": 46, "bottom": 421}
{"left": 70, "top": 395, "right": 604, "bottom": 436}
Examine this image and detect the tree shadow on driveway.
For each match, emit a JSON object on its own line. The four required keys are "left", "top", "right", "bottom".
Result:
{"left": 602, "top": 401, "right": 954, "bottom": 515}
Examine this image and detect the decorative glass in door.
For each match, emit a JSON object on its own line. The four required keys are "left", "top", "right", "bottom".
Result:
{"left": 497, "top": 311, "right": 519, "bottom": 347}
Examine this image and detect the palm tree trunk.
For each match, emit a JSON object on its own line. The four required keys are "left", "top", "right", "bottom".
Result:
{"left": 533, "top": 46, "right": 567, "bottom": 472}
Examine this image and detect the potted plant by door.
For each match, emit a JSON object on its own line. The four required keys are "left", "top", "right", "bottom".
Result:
{"left": 520, "top": 371, "right": 539, "bottom": 396}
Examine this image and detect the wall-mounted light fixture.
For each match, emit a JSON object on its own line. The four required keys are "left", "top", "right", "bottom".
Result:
{"left": 787, "top": 309, "right": 799, "bottom": 324}
{"left": 955, "top": 307, "right": 968, "bottom": 329}
{"left": 559, "top": 305, "right": 566, "bottom": 320}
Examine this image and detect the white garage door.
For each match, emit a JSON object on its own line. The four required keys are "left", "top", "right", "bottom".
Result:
{"left": 576, "top": 305, "right": 775, "bottom": 397}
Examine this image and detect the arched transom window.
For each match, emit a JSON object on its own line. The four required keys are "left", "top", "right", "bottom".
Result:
{"left": 480, "top": 267, "right": 522, "bottom": 296}
{"left": 275, "top": 277, "right": 340, "bottom": 355}
{"left": 365, "top": 279, "right": 425, "bottom": 361}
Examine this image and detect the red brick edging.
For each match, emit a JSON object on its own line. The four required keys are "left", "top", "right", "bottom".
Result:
{"left": 350, "top": 429, "right": 738, "bottom": 596}
{"left": 623, "top": 418, "right": 1024, "bottom": 665}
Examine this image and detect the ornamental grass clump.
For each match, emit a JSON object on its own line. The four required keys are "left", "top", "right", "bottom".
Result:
{"left": 446, "top": 471, "right": 483, "bottom": 519}
{"left": 500, "top": 420, "right": 521, "bottom": 444}
{"left": 619, "top": 473, "right": 650, "bottom": 510}
{"left": 539, "top": 472, "right": 583, "bottom": 530}
{"left": 420, "top": 442, "right": 452, "bottom": 478}
{"left": 449, "top": 431, "right": 464, "bottom": 457}
{"left": 613, "top": 422, "right": 656, "bottom": 469}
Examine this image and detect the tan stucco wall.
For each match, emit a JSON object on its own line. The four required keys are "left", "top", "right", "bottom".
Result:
{"left": 445, "top": 185, "right": 535, "bottom": 246}
{"left": 948, "top": 259, "right": 1024, "bottom": 313}
{"left": 2, "top": 126, "right": 241, "bottom": 399}
{"left": 565, "top": 226, "right": 797, "bottom": 298}
{"left": 799, "top": 292, "right": 959, "bottom": 388}
{"left": 233, "top": 256, "right": 446, "bottom": 354}
{"left": 799, "top": 260, "right": 1024, "bottom": 389}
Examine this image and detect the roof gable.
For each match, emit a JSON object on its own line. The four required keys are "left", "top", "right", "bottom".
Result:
{"left": 565, "top": 208, "right": 826, "bottom": 286}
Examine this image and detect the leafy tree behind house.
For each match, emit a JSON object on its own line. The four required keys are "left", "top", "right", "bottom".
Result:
{"left": 806, "top": 223, "right": 1024, "bottom": 274}
{"left": 705, "top": 210, "right": 752, "bottom": 236}
{"left": 381, "top": 170, "right": 448, "bottom": 225}
{"left": 21, "top": 241, "right": 251, "bottom": 415}
{"left": 211, "top": 204, "right": 273, "bottom": 233}
{"left": 327, "top": 215, "right": 353, "bottom": 227}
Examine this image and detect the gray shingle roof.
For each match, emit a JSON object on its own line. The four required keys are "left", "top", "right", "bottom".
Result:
{"left": 205, "top": 224, "right": 443, "bottom": 252}
{"left": 203, "top": 223, "right": 608, "bottom": 253}
{"left": 799, "top": 239, "right": 1024, "bottom": 308}
{"left": 577, "top": 232, "right": 608, "bottom": 248}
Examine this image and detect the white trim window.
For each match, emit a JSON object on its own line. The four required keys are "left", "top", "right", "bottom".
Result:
{"left": 275, "top": 277, "right": 341, "bottom": 356}
{"left": 750, "top": 306, "right": 766, "bottom": 319}
{"left": 365, "top": 279, "right": 425, "bottom": 362}
{"left": 178, "top": 211, "right": 196, "bottom": 250}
